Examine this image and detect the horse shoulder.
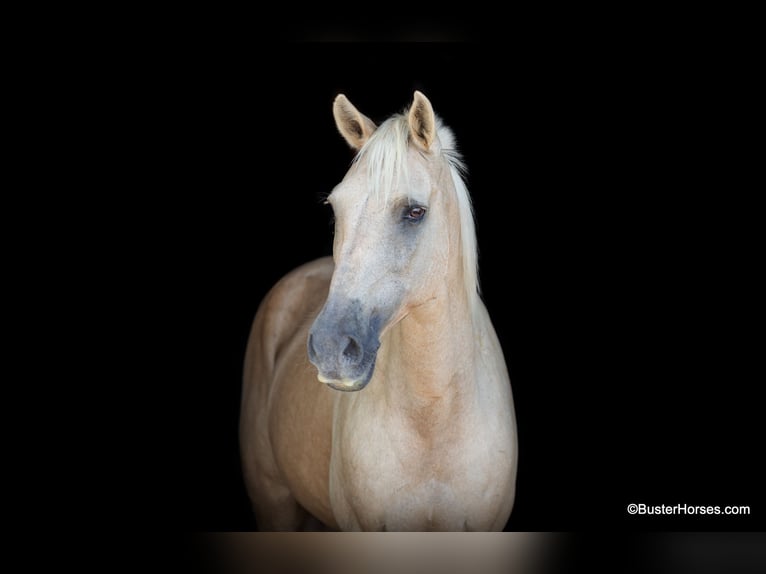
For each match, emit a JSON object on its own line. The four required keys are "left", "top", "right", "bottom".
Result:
{"left": 241, "top": 256, "right": 338, "bottom": 527}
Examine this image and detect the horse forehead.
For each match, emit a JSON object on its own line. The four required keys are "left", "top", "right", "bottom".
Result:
{"left": 333, "top": 159, "right": 432, "bottom": 205}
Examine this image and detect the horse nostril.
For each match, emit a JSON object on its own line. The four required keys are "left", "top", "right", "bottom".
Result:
{"left": 307, "top": 332, "right": 317, "bottom": 362}
{"left": 341, "top": 336, "right": 362, "bottom": 365}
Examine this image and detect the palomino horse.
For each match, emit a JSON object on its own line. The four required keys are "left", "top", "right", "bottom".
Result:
{"left": 240, "top": 91, "right": 517, "bottom": 531}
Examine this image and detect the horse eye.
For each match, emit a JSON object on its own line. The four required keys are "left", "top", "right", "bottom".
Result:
{"left": 405, "top": 206, "right": 427, "bottom": 221}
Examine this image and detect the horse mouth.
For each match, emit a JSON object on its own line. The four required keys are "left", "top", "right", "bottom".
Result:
{"left": 316, "top": 357, "right": 376, "bottom": 392}
{"left": 324, "top": 379, "right": 368, "bottom": 392}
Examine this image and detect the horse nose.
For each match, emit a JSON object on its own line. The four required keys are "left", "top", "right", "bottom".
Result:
{"left": 308, "top": 300, "right": 379, "bottom": 389}
{"left": 308, "top": 333, "right": 364, "bottom": 367}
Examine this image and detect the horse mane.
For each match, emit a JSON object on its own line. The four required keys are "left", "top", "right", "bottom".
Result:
{"left": 352, "top": 113, "right": 480, "bottom": 303}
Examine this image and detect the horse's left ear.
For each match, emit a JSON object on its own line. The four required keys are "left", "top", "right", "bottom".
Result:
{"left": 408, "top": 91, "right": 437, "bottom": 151}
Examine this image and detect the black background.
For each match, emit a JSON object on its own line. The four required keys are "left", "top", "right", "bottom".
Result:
{"left": 130, "top": 43, "right": 761, "bottom": 532}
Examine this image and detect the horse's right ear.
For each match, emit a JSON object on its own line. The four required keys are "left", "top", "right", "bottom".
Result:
{"left": 333, "top": 94, "right": 376, "bottom": 151}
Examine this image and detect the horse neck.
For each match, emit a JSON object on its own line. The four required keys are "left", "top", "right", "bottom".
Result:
{"left": 377, "top": 277, "right": 480, "bottom": 424}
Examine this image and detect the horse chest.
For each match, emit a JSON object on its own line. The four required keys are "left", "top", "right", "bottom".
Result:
{"left": 329, "top": 406, "right": 513, "bottom": 531}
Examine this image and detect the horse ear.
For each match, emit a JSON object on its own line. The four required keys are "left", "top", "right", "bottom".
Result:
{"left": 333, "top": 94, "right": 377, "bottom": 151}
{"left": 408, "top": 90, "right": 436, "bottom": 151}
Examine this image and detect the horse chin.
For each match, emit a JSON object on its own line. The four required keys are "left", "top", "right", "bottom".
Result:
{"left": 326, "top": 379, "right": 369, "bottom": 392}
{"left": 319, "top": 358, "right": 376, "bottom": 392}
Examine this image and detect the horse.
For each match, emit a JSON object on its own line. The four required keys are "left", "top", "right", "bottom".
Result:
{"left": 240, "top": 91, "right": 517, "bottom": 531}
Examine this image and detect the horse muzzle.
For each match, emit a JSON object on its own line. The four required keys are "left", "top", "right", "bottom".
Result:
{"left": 307, "top": 302, "right": 381, "bottom": 392}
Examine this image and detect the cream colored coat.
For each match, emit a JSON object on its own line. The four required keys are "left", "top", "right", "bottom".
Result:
{"left": 240, "top": 92, "right": 517, "bottom": 531}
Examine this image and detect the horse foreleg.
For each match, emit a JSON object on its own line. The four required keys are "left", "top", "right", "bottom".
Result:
{"left": 250, "top": 478, "right": 308, "bottom": 532}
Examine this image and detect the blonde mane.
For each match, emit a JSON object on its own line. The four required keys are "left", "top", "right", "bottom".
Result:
{"left": 352, "top": 113, "right": 480, "bottom": 303}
